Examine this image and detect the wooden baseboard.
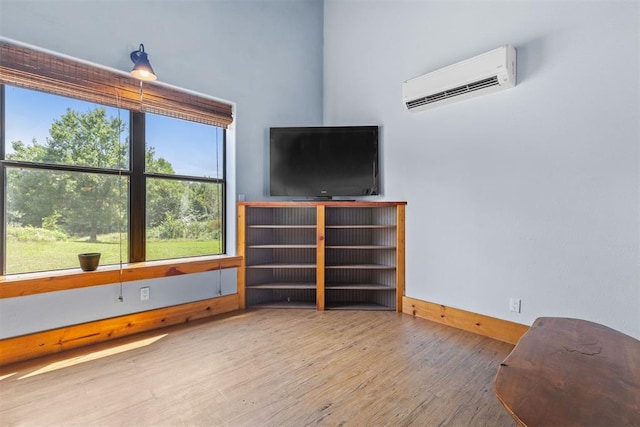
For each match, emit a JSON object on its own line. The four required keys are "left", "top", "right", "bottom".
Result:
{"left": 402, "top": 296, "right": 529, "bottom": 345}
{"left": 0, "top": 294, "right": 239, "bottom": 367}
{"left": 1, "top": 294, "right": 526, "bottom": 366}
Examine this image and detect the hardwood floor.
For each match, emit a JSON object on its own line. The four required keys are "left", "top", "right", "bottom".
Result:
{"left": 0, "top": 309, "right": 516, "bottom": 426}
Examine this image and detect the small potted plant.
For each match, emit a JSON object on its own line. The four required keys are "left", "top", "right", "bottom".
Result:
{"left": 78, "top": 253, "right": 101, "bottom": 271}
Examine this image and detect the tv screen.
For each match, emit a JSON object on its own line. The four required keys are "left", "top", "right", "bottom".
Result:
{"left": 269, "top": 126, "right": 380, "bottom": 198}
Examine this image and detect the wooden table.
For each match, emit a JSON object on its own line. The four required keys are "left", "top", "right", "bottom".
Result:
{"left": 494, "top": 317, "right": 640, "bottom": 427}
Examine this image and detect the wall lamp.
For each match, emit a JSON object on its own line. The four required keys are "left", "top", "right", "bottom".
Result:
{"left": 130, "top": 43, "right": 157, "bottom": 81}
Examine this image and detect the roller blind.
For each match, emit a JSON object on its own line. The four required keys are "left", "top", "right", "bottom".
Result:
{"left": 0, "top": 40, "right": 233, "bottom": 128}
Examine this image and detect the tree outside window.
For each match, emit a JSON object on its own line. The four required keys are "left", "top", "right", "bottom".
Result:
{"left": 2, "top": 86, "right": 225, "bottom": 274}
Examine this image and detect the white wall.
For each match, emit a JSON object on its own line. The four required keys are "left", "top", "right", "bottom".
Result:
{"left": 0, "top": 0, "right": 324, "bottom": 202}
{"left": 323, "top": 0, "right": 640, "bottom": 338}
{"left": 0, "top": 0, "right": 324, "bottom": 338}
{"left": 0, "top": 270, "right": 237, "bottom": 338}
{"left": 2, "top": 0, "right": 638, "bottom": 341}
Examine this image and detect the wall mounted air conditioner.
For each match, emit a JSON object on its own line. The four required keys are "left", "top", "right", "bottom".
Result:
{"left": 403, "top": 45, "right": 516, "bottom": 112}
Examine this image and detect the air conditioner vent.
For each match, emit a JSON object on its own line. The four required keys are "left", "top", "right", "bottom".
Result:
{"left": 406, "top": 76, "right": 500, "bottom": 110}
{"left": 402, "top": 45, "right": 516, "bottom": 112}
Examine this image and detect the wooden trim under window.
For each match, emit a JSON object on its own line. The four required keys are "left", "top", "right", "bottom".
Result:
{"left": 0, "top": 255, "right": 242, "bottom": 299}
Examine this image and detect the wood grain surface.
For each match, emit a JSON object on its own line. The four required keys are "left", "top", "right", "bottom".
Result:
{"left": 494, "top": 317, "right": 640, "bottom": 427}
{"left": 1, "top": 309, "right": 515, "bottom": 426}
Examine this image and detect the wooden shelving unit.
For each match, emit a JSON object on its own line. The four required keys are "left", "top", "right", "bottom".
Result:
{"left": 238, "top": 201, "right": 405, "bottom": 311}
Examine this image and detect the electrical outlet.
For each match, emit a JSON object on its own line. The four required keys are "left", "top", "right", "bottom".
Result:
{"left": 140, "top": 287, "right": 150, "bottom": 301}
{"left": 509, "top": 297, "right": 521, "bottom": 313}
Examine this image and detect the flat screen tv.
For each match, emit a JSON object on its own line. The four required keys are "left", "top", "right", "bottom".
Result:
{"left": 269, "top": 126, "right": 380, "bottom": 198}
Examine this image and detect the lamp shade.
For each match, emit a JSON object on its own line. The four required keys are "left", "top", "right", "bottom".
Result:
{"left": 130, "top": 44, "right": 157, "bottom": 81}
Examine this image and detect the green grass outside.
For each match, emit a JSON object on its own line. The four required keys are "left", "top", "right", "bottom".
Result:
{"left": 6, "top": 238, "right": 222, "bottom": 274}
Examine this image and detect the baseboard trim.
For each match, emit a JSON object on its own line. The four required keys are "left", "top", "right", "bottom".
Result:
{"left": 402, "top": 296, "right": 529, "bottom": 345}
{"left": 2, "top": 294, "right": 526, "bottom": 366}
{"left": 0, "top": 294, "right": 240, "bottom": 367}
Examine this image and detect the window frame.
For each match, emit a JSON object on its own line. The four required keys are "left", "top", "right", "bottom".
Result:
{"left": 1, "top": 86, "right": 227, "bottom": 274}
{"left": 0, "top": 39, "right": 232, "bottom": 275}
{"left": 0, "top": 85, "right": 5, "bottom": 274}
{"left": 131, "top": 112, "right": 227, "bottom": 263}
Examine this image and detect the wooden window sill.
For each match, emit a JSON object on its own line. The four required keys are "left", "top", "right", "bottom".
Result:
{"left": 0, "top": 255, "right": 243, "bottom": 299}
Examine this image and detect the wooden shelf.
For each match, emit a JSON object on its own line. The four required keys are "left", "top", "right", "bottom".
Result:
{"left": 325, "top": 302, "right": 395, "bottom": 311}
{"left": 238, "top": 201, "right": 406, "bottom": 207}
{"left": 325, "top": 225, "right": 395, "bottom": 229}
{"left": 326, "top": 245, "right": 395, "bottom": 250}
{"left": 251, "top": 301, "right": 316, "bottom": 309}
{"left": 325, "top": 264, "right": 396, "bottom": 270}
{"left": 247, "top": 283, "right": 316, "bottom": 290}
{"left": 238, "top": 202, "right": 405, "bottom": 311}
{"left": 248, "top": 244, "right": 316, "bottom": 249}
{"left": 325, "top": 284, "right": 395, "bottom": 291}
{"left": 246, "top": 264, "right": 317, "bottom": 269}
{"left": 248, "top": 225, "right": 315, "bottom": 229}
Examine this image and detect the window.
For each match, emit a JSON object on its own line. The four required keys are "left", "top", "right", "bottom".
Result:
{"left": 1, "top": 85, "right": 227, "bottom": 274}
{"left": 144, "top": 114, "right": 225, "bottom": 261}
{"left": 1, "top": 51, "right": 232, "bottom": 275}
{"left": 3, "top": 86, "right": 130, "bottom": 274}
